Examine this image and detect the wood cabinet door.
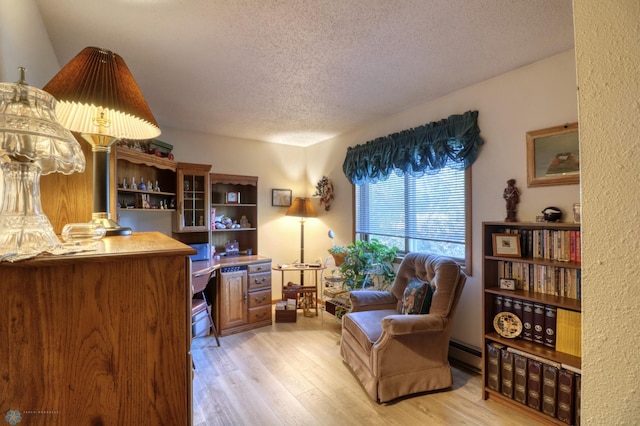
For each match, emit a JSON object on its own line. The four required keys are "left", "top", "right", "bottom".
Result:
{"left": 219, "top": 270, "right": 248, "bottom": 330}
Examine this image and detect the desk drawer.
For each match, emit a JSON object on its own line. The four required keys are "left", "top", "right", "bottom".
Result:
{"left": 248, "top": 262, "right": 271, "bottom": 274}
{"left": 248, "top": 271, "right": 271, "bottom": 290}
{"left": 248, "top": 305, "right": 271, "bottom": 323}
{"left": 248, "top": 288, "right": 271, "bottom": 308}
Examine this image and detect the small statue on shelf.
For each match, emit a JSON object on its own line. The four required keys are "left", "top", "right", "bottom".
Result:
{"left": 138, "top": 177, "right": 146, "bottom": 191}
{"left": 155, "top": 180, "right": 160, "bottom": 192}
{"left": 131, "top": 177, "right": 137, "bottom": 190}
{"left": 122, "top": 177, "right": 128, "bottom": 189}
{"left": 503, "top": 178, "right": 520, "bottom": 222}
{"left": 147, "top": 180, "right": 153, "bottom": 191}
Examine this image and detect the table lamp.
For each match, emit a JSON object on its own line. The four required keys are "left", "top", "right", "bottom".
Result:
{"left": 286, "top": 197, "right": 317, "bottom": 284}
{"left": 43, "top": 47, "right": 161, "bottom": 235}
{"left": 0, "top": 67, "right": 86, "bottom": 258}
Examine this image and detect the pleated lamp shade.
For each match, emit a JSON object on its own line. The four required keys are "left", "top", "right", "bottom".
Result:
{"left": 286, "top": 197, "right": 317, "bottom": 218}
{"left": 43, "top": 46, "right": 160, "bottom": 140}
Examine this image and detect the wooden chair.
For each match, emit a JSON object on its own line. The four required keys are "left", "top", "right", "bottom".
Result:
{"left": 192, "top": 270, "right": 220, "bottom": 346}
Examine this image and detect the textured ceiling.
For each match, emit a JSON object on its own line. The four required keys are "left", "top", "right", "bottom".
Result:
{"left": 35, "top": 0, "right": 574, "bottom": 146}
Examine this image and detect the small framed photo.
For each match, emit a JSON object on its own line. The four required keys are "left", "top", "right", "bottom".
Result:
{"left": 499, "top": 278, "right": 516, "bottom": 290}
{"left": 492, "top": 233, "right": 521, "bottom": 257}
{"left": 225, "top": 191, "right": 240, "bottom": 204}
{"left": 272, "top": 189, "right": 292, "bottom": 207}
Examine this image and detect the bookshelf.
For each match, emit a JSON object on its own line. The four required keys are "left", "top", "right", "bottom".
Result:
{"left": 210, "top": 174, "right": 258, "bottom": 255}
{"left": 482, "top": 221, "right": 581, "bottom": 425}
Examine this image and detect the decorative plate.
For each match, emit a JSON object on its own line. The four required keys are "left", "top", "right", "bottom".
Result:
{"left": 493, "top": 312, "right": 523, "bottom": 338}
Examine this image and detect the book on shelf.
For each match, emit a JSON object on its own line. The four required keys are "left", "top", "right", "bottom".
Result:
{"left": 486, "top": 342, "right": 503, "bottom": 392}
{"left": 502, "top": 296, "right": 513, "bottom": 313}
{"left": 541, "top": 364, "right": 558, "bottom": 418}
{"left": 557, "top": 368, "right": 575, "bottom": 425}
{"left": 501, "top": 348, "right": 514, "bottom": 399}
{"left": 533, "top": 303, "right": 546, "bottom": 345}
{"left": 493, "top": 295, "right": 503, "bottom": 318}
{"left": 527, "top": 358, "right": 542, "bottom": 411}
{"left": 513, "top": 352, "right": 528, "bottom": 405}
{"left": 556, "top": 308, "right": 582, "bottom": 357}
{"left": 522, "top": 301, "right": 534, "bottom": 341}
{"left": 497, "top": 260, "right": 581, "bottom": 299}
{"left": 506, "top": 347, "right": 562, "bottom": 369}
{"left": 544, "top": 305, "right": 557, "bottom": 348}
{"left": 512, "top": 298, "right": 523, "bottom": 323}
{"left": 504, "top": 228, "right": 581, "bottom": 264}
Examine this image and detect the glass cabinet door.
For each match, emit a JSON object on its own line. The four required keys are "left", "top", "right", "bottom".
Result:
{"left": 176, "top": 164, "right": 210, "bottom": 232}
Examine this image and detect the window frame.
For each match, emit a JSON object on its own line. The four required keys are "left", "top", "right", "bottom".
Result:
{"left": 352, "top": 167, "right": 472, "bottom": 276}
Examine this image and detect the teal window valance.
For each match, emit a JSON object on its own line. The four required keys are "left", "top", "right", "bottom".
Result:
{"left": 342, "top": 110, "right": 484, "bottom": 184}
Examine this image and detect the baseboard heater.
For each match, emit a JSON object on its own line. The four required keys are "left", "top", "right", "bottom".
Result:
{"left": 448, "top": 339, "right": 482, "bottom": 373}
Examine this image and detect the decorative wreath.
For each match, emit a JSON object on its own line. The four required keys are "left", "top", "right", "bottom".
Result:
{"left": 313, "top": 175, "right": 334, "bottom": 212}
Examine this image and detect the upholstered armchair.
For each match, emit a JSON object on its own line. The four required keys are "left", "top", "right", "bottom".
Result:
{"left": 340, "top": 252, "right": 467, "bottom": 403}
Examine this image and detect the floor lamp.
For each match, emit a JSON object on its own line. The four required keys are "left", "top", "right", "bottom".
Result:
{"left": 43, "top": 47, "right": 161, "bottom": 235}
{"left": 286, "top": 197, "right": 317, "bottom": 285}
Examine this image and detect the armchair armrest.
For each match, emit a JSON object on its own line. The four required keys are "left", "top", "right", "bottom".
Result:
{"left": 381, "top": 314, "right": 445, "bottom": 336}
{"left": 350, "top": 290, "right": 397, "bottom": 312}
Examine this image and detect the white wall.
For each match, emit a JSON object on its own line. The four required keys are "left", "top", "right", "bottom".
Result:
{"left": 306, "top": 50, "right": 579, "bottom": 349}
{"left": 574, "top": 1, "right": 640, "bottom": 423}
{"left": 0, "top": 0, "right": 60, "bottom": 85}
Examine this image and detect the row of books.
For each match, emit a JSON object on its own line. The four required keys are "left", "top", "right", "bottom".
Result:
{"left": 503, "top": 228, "right": 581, "bottom": 262}
{"left": 498, "top": 260, "right": 582, "bottom": 299}
{"left": 494, "top": 295, "right": 582, "bottom": 356}
{"left": 486, "top": 343, "right": 581, "bottom": 425}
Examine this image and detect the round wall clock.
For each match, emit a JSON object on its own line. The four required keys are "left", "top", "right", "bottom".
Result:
{"left": 493, "top": 312, "right": 523, "bottom": 338}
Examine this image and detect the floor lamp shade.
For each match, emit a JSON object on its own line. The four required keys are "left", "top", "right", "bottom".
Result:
{"left": 44, "top": 47, "right": 161, "bottom": 235}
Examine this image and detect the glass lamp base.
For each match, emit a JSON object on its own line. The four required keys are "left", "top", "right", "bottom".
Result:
{"left": 0, "top": 162, "right": 61, "bottom": 258}
{"left": 90, "top": 214, "right": 132, "bottom": 236}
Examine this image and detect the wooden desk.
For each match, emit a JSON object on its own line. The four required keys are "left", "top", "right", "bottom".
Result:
{"left": 273, "top": 265, "right": 326, "bottom": 316}
{"left": 0, "top": 232, "right": 195, "bottom": 425}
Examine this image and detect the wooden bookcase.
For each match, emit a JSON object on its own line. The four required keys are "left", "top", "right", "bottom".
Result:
{"left": 482, "top": 221, "right": 581, "bottom": 425}
{"left": 210, "top": 173, "right": 258, "bottom": 255}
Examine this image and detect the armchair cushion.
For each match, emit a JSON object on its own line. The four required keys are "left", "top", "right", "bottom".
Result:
{"left": 399, "top": 277, "right": 433, "bottom": 315}
{"left": 350, "top": 290, "right": 397, "bottom": 312}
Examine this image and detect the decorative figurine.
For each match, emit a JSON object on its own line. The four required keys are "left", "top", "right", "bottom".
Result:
{"left": 503, "top": 179, "right": 520, "bottom": 222}
{"left": 131, "top": 177, "right": 137, "bottom": 190}
{"left": 147, "top": 180, "right": 153, "bottom": 191}
{"left": 155, "top": 180, "right": 160, "bottom": 192}
{"left": 138, "top": 177, "right": 146, "bottom": 191}
{"left": 122, "top": 177, "right": 128, "bottom": 189}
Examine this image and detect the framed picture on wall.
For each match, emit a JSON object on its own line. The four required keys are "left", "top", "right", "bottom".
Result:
{"left": 526, "top": 122, "right": 580, "bottom": 187}
{"left": 272, "top": 189, "right": 292, "bottom": 207}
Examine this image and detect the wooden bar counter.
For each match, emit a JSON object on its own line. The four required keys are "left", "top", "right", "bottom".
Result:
{"left": 0, "top": 232, "right": 195, "bottom": 425}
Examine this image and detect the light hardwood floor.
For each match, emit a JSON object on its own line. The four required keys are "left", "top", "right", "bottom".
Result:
{"left": 191, "top": 310, "right": 542, "bottom": 426}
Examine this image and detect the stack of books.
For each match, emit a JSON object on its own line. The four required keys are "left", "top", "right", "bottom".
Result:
{"left": 486, "top": 343, "right": 581, "bottom": 424}
{"left": 493, "top": 295, "right": 581, "bottom": 355}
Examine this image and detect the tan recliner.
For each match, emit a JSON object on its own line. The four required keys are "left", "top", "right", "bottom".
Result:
{"left": 340, "top": 252, "right": 467, "bottom": 403}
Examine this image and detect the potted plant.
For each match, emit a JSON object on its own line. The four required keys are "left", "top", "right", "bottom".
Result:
{"left": 329, "top": 239, "right": 398, "bottom": 291}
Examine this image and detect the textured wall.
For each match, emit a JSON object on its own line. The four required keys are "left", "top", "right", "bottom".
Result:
{"left": 574, "top": 0, "right": 640, "bottom": 423}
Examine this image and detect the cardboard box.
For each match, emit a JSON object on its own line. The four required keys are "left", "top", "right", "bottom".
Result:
{"left": 275, "top": 309, "right": 297, "bottom": 323}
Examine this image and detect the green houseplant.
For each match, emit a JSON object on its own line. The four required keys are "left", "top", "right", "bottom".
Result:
{"left": 329, "top": 239, "right": 398, "bottom": 291}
